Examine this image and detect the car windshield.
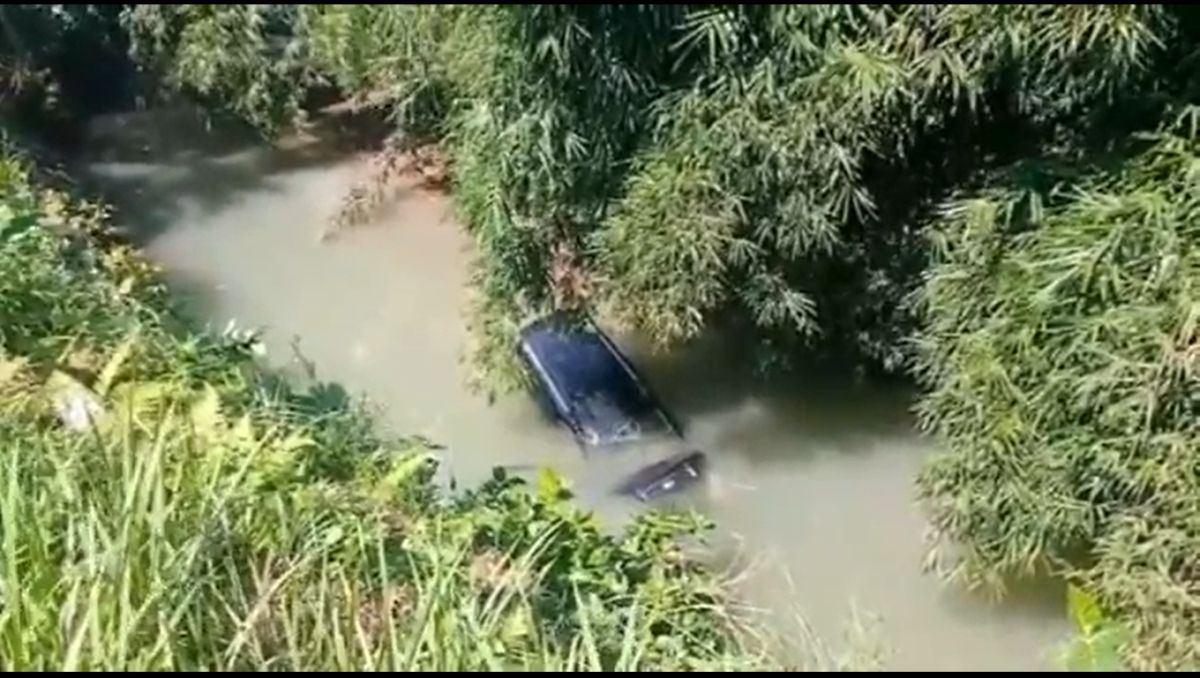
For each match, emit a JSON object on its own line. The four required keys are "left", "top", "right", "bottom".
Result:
{"left": 519, "top": 315, "right": 673, "bottom": 447}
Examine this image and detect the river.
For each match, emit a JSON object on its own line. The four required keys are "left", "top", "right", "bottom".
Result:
{"left": 78, "top": 107, "right": 1069, "bottom": 671}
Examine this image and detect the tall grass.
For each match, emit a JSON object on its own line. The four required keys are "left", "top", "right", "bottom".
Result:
{"left": 0, "top": 406, "right": 764, "bottom": 671}
{"left": 0, "top": 145, "right": 780, "bottom": 671}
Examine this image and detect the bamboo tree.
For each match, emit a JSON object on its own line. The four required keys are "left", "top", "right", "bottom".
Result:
{"left": 915, "top": 113, "right": 1200, "bottom": 670}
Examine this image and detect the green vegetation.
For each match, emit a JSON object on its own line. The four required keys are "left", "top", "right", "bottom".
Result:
{"left": 0, "top": 5, "right": 131, "bottom": 145}
{"left": 120, "top": 5, "right": 1184, "bottom": 383}
{"left": 3, "top": 3, "right": 1198, "bottom": 670}
{"left": 1062, "top": 584, "right": 1130, "bottom": 672}
{"left": 917, "top": 119, "right": 1200, "bottom": 670}
{"left": 0, "top": 148, "right": 779, "bottom": 670}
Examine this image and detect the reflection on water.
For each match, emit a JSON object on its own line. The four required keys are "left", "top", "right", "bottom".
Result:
{"left": 77, "top": 108, "right": 1070, "bottom": 672}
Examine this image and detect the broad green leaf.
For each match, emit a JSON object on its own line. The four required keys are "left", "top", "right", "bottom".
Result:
{"left": 1065, "top": 626, "right": 1127, "bottom": 672}
{"left": 380, "top": 452, "right": 434, "bottom": 492}
{"left": 1067, "top": 583, "right": 1103, "bottom": 635}
{"left": 536, "top": 467, "right": 568, "bottom": 502}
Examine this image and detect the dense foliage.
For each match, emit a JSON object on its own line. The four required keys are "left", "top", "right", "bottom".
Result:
{"left": 916, "top": 119, "right": 1200, "bottom": 669}
{"left": 0, "top": 4, "right": 131, "bottom": 144}
{"left": 119, "top": 4, "right": 1178, "bottom": 382}
{"left": 8, "top": 3, "right": 1199, "bottom": 669}
{"left": 122, "top": 5, "right": 310, "bottom": 136}
{"left": 0, "top": 147, "right": 777, "bottom": 670}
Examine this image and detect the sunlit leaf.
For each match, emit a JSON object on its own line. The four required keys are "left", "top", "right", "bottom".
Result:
{"left": 1067, "top": 583, "right": 1103, "bottom": 635}
{"left": 536, "top": 467, "right": 569, "bottom": 502}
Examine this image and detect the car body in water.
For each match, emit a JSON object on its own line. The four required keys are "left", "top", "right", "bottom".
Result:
{"left": 516, "top": 313, "right": 705, "bottom": 501}
{"left": 614, "top": 449, "right": 707, "bottom": 502}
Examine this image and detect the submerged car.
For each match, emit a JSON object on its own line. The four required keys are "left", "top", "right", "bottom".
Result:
{"left": 614, "top": 449, "right": 707, "bottom": 502}
{"left": 517, "top": 313, "right": 679, "bottom": 449}
{"left": 517, "top": 313, "right": 705, "bottom": 500}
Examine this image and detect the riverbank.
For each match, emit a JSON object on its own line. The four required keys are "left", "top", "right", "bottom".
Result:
{"left": 0, "top": 140, "right": 785, "bottom": 670}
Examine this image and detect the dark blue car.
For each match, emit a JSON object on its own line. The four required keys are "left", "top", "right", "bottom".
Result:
{"left": 517, "top": 313, "right": 677, "bottom": 448}
{"left": 517, "top": 313, "right": 705, "bottom": 500}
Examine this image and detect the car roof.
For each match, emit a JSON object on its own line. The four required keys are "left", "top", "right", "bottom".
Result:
{"left": 518, "top": 314, "right": 677, "bottom": 448}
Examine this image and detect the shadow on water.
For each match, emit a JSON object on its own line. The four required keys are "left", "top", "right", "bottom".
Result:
{"left": 625, "top": 329, "right": 919, "bottom": 463}
{"left": 71, "top": 106, "right": 364, "bottom": 244}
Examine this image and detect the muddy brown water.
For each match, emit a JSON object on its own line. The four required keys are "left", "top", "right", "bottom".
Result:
{"left": 78, "top": 108, "right": 1070, "bottom": 671}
